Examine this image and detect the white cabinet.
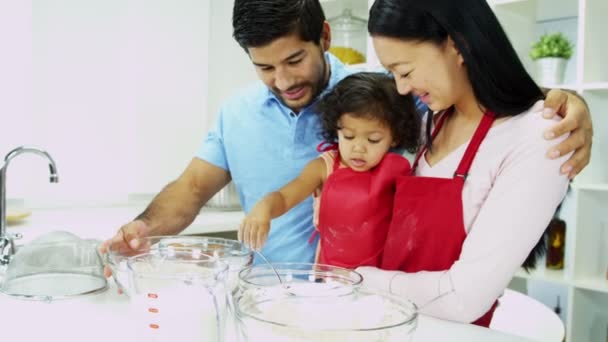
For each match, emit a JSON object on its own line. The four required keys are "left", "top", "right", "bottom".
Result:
{"left": 515, "top": 185, "right": 608, "bottom": 341}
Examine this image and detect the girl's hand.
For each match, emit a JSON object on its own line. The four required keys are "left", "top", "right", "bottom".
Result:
{"left": 239, "top": 211, "right": 271, "bottom": 251}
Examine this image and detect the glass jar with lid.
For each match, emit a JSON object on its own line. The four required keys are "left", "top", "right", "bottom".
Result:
{"left": 328, "top": 9, "right": 367, "bottom": 65}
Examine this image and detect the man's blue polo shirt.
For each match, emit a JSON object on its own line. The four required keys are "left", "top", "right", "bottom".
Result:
{"left": 197, "top": 53, "right": 427, "bottom": 264}
{"left": 197, "top": 53, "right": 353, "bottom": 263}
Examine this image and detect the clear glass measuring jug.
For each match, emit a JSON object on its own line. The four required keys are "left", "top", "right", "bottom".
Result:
{"left": 106, "top": 238, "right": 230, "bottom": 342}
{"left": 106, "top": 236, "right": 252, "bottom": 294}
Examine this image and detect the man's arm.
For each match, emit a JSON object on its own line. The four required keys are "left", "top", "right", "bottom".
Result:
{"left": 136, "top": 157, "right": 231, "bottom": 236}
{"left": 542, "top": 88, "right": 593, "bottom": 179}
{"left": 100, "top": 158, "right": 230, "bottom": 258}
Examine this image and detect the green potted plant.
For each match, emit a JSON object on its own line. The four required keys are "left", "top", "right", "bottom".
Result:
{"left": 530, "top": 32, "right": 574, "bottom": 85}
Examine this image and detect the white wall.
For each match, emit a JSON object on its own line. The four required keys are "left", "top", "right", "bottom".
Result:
{"left": 522, "top": 4, "right": 579, "bottom": 321}
{"left": 206, "top": 0, "right": 257, "bottom": 123}
{"left": 1, "top": 0, "right": 211, "bottom": 207}
{"left": 0, "top": 1, "right": 33, "bottom": 144}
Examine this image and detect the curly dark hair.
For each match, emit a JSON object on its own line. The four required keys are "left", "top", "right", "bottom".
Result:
{"left": 315, "top": 72, "right": 420, "bottom": 153}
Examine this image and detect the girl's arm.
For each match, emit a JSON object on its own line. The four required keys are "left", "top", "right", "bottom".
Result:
{"left": 239, "top": 158, "right": 326, "bottom": 250}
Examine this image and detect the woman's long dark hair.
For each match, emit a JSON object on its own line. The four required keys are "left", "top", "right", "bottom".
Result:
{"left": 369, "top": 0, "right": 544, "bottom": 118}
{"left": 369, "top": 0, "right": 547, "bottom": 269}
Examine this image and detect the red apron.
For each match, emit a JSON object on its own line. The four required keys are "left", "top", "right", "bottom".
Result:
{"left": 316, "top": 149, "right": 411, "bottom": 268}
{"left": 382, "top": 109, "right": 497, "bottom": 327}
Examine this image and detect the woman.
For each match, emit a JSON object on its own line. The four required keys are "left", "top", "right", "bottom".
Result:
{"left": 356, "top": 0, "right": 571, "bottom": 327}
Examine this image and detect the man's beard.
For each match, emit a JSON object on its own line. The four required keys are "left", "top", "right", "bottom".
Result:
{"left": 272, "top": 52, "right": 329, "bottom": 112}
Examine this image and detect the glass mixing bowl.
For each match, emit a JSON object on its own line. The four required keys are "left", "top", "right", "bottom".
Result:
{"left": 0, "top": 231, "right": 107, "bottom": 301}
{"left": 235, "top": 263, "right": 417, "bottom": 341}
{"left": 106, "top": 236, "right": 253, "bottom": 294}
{"left": 237, "top": 262, "right": 362, "bottom": 296}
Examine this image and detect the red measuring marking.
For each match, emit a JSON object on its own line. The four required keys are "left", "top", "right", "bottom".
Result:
{"left": 149, "top": 324, "right": 160, "bottom": 329}
{"left": 148, "top": 308, "right": 159, "bottom": 313}
{"left": 147, "top": 293, "right": 158, "bottom": 299}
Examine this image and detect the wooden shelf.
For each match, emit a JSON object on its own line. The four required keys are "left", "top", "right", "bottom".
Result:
{"left": 575, "top": 277, "right": 608, "bottom": 294}
{"left": 541, "top": 83, "right": 579, "bottom": 91}
{"left": 514, "top": 267, "right": 570, "bottom": 285}
{"left": 513, "top": 270, "right": 608, "bottom": 296}
{"left": 488, "top": 0, "right": 531, "bottom": 6}
{"left": 581, "top": 82, "right": 608, "bottom": 92}
{"left": 572, "top": 183, "right": 608, "bottom": 192}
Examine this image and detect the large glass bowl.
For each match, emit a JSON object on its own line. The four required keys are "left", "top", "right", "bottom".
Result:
{"left": 235, "top": 263, "right": 417, "bottom": 341}
{"left": 0, "top": 231, "right": 107, "bottom": 301}
{"left": 106, "top": 236, "right": 252, "bottom": 294}
{"left": 237, "top": 262, "right": 362, "bottom": 296}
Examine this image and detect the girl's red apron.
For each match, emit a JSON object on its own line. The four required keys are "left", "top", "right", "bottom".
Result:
{"left": 316, "top": 149, "right": 410, "bottom": 268}
{"left": 382, "top": 109, "right": 497, "bottom": 327}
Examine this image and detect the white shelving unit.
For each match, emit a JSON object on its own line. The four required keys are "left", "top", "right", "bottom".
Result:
{"left": 488, "top": 0, "right": 608, "bottom": 341}
{"left": 321, "top": 0, "right": 607, "bottom": 341}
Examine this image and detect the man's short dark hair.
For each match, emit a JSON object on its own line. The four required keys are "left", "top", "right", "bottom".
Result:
{"left": 233, "top": 0, "right": 326, "bottom": 50}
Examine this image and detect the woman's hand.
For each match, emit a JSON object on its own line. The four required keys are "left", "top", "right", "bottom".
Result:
{"left": 239, "top": 208, "right": 271, "bottom": 251}
{"left": 543, "top": 89, "right": 593, "bottom": 179}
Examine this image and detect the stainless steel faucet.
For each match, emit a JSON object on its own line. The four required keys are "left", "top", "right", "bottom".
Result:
{"left": 0, "top": 146, "right": 58, "bottom": 265}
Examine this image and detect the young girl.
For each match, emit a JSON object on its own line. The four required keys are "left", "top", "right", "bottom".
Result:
{"left": 356, "top": 0, "right": 572, "bottom": 327}
{"left": 239, "top": 72, "right": 420, "bottom": 268}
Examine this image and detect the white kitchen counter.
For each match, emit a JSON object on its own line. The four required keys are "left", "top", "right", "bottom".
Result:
{"left": 6, "top": 205, "right": 244, "bottom": 245}
{"left": 0, "top": 206, "right": 532, "bottom": 341}
{"left": 0, "top": 279, "right": 532, "bottom": 342}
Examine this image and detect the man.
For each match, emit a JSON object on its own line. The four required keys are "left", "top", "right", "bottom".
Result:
{"left": 101, "top": 0, "right": 592, "bottom": 265}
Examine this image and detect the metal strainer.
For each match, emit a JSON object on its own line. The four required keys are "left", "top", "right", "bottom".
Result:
{"left": 0, "top": 231, "right": 107, "bottom": 301}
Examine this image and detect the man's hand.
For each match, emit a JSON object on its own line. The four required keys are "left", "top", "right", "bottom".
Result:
{"left": 543, "top": 89, "right": 593, "bottom": 179}
{"left": 99, "top": 219, "right": 150, "bottom": 278}
{"left": 239, "top": 211, "right": 271, "bottom": 251}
